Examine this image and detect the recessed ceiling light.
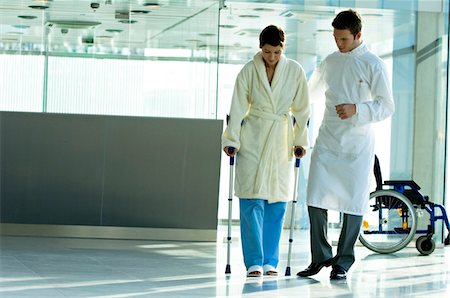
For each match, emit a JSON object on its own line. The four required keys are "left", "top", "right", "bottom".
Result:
{"left": 235, "top": 29, "right": 261, "bottom": 36}
{"left": 13, "top": 25, "right": 31, "bottom": 29}
{"left": 1, "top": 38, "right": 19, "bottom": 42}
{"left": 106, "top": 29, "right": 123, "bottom": 33}
{"left": 198, "top": 33, "right": 216, "bottom": 37}
{"left": 143, "top": 2, "right": 161, "bottom": 8}
{"left": 118, "top": 19, "right": 137, "bottom": 24}
{"left": 219, "top": 24, "right": 236, "bottom": 29}
{"left": 46, "top": 20, "right": 102, "bottom": 29}
{"left": 28, "top": 5, "right": 49, "bottom": 10}
{"left": 131, "top": 10, "right": 150, "bottom": 14}
{"left": 253, "top": 8, "right": 274, "bottom": 12}
{"left": 18, "top": 15, "right": 37, "bottom": 19}
{"left": 238, "top": 15, "right": 260, "bottom": 18}
{"left": 280, "top": 11, "right": 294, "bottom": 18}
{"left": 362, "top": 13, "right": 383, "bottom": 17}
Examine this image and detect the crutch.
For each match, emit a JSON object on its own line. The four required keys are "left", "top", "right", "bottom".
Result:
{"left": 225, "top": 146, "right": 235, "bottom": 274}
{"left": 285, "top": 147, "right": 303, "bottom": 276}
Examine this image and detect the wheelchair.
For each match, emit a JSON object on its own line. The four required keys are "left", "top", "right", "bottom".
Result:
{"left": 359, "top": 155, "right": 450, "bottom": 255}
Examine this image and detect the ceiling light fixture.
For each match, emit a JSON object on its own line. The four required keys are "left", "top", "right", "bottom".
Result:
{"left": 12, "top": 25, "right": 31, "bottom": 29}
{"left": 131, "top": 10, "right": 150, "bottom": 14}
{"left": 118, "top": 19, "right": 137, "bottom": 24}
{"left": 219, "top": 24, "right": 236, "bottom": 29}
{"left": 106, "top": 29, "right": 123, "bottom": 33}
{"left": 18, "top": 15, "right": 38, "bottom": 19}
{"left": 238, "top": 14, "right": 260, "bottom": 18}
{"left": 46, "top": 20, "right": 102, "bottom": 29}
{"left": 253, "top": 8, "right": 274, "bottom": 12}
{"left": 28, "top": 5, "right": 49, "bottom": 10}
{"left": 316, "top": 29, "right": 333, "bottom": 33}
{"left": 142, "top": 2, "right": 161, "bottom": 9}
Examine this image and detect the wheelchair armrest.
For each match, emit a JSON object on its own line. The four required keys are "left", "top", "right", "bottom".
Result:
{"left": 384, "top": 180, "right": 421, "bottom": 190}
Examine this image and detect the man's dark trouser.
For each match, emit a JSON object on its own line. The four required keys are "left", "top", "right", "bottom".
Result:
{"left": 308, "top": 206, "right": 363, "bottom": 271}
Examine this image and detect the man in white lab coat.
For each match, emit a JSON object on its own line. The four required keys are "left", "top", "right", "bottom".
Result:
{"left": 222, "top": 25, "right": 310, "bottom": 277}
{"left": 297, "top": 9, "right": 395, "bottom": 280}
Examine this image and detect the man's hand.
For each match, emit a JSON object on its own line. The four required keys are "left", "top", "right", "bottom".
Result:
{"left": 335, "top": 104, "right": 356, "bottom": 120}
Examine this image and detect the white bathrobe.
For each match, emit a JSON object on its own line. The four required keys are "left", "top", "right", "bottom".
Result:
{"left": 307, "top": 42, "right": 395, "bottom": 215}
{"left": 222, "top": 52, "right": 310, "bottom": 203}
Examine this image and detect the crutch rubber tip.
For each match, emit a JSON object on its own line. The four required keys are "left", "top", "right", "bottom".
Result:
{"left": 225, "top": 265, "right": 231, "bottom": 274}
{"left": 285, "top": 267, "right": 291, "bottom": 276}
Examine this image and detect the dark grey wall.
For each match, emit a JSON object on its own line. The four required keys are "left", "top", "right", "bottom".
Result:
{"left": 0, "top": 112, "right": 223, "bottom": 230}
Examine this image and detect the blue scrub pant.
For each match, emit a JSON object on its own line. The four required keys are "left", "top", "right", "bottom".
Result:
{"left": 239, "top": 198, "right": 287, "bottom": 270}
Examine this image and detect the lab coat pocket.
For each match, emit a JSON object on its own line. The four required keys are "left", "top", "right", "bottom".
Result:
{"left": 340, "top": 125, "right": 371, "bottom": 156}
{"left": 358, "top": 80, "right": 371, "bottom": 101}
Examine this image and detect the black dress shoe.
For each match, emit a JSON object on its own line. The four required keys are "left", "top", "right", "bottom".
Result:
{"left": 297, "top": 258, "right": 333, "bottom": 277}
{"left": 330, "top": 265, "right": 347, "bottom": 280}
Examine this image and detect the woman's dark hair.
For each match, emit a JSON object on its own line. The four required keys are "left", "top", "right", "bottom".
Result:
{"left": 332, "top": 9, "right": 362, "bottom": 37}
{"left": 259, "top": 25, "right": 285, "bottom": 48}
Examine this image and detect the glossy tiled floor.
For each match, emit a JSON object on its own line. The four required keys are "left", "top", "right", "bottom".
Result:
{"left": 1, "top": 226, "right": 449, "bottom": 297}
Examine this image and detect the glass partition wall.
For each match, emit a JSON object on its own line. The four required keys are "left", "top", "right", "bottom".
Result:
{"left": 0, "top": 0, "right": 220, "bottom": 119}
{"left": 1, "top": 0, "right": 449, "bottom": 243}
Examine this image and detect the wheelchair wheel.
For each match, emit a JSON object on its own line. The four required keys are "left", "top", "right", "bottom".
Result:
{"left": 416, "top": 235, "right": 435, "bottom": 255}
{"left": 359, "top": 190, "right": 417, "bottom": 254}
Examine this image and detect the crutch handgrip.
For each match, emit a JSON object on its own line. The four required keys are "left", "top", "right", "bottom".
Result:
{"left": 294, "top": 147, "right": 303, "bottom": 167}
{"left": 227, "top": 147, "right": 235, "bottom": 165}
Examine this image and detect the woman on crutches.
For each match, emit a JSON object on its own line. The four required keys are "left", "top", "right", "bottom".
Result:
{"left": 222, "top": 24, "right": 310, "bottom": 277}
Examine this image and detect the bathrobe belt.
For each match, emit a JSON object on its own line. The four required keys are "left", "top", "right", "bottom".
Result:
{"left": 249, "top": 109, "right": 294, "bottom": 199}
{"left": 248, "top": 109, "right": 293, "bottom": 160}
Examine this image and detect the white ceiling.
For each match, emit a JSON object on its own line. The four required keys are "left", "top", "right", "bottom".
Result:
{"left": 0, "top": 0, "right": 419, "bottom": 63}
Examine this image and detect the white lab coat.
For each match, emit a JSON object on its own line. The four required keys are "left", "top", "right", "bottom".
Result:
{"left": 222, "top": 52, "right": 310, "bottom": 203}
{"left": 307, "top": 42, "right": 394, "bottom": 215}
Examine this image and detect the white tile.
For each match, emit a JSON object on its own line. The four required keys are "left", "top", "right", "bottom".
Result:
{"left": 1, "top": 227, "right": 449, "bottom": 297}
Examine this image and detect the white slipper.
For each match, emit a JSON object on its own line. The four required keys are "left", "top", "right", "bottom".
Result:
{"left": 247, "top": 265, "right": 263, "bottom": 277}
{"left": 263, "top": 265, "right": 278, "bottom": 276}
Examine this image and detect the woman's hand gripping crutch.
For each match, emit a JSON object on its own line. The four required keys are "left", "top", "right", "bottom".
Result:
{"left": 285, "top": 147, "right": 304, "bottom": 276}
{"left": 224, "top": 146, "right": 236, "bottom": 274}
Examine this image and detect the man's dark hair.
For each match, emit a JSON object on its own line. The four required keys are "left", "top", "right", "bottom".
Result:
{"left": 259, "top": 25, "right": 285, "bottom": 48}
{"left": 332, "top": 9, "right": 362, "bottom": 37}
